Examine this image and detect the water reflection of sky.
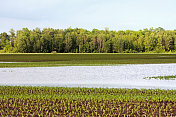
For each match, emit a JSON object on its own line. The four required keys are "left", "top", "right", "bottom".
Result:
{"left": 0, "top": 64, "right": 176, "bottom": 90}
{"left": 0, "top": 61, "right": 23, "bottom": 63}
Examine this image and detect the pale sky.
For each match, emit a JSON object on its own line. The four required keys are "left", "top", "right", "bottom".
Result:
{"left": 0, "top": 0, "right": 176, "bottom": 33}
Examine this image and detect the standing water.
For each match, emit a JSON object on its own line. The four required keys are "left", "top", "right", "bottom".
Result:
{"left": 0, "top": 64, "right": 176, "bottom": 89}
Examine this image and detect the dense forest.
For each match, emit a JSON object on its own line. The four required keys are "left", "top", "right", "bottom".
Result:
{"left": 0, "top": 27, "right": 176, "bottom": 53}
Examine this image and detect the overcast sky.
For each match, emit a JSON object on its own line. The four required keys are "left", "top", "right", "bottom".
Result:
{"left": 1, "top": 0, "right": 176, "bottom": 33}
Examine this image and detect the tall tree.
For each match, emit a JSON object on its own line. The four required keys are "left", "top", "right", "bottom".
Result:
{"left": 0, "top": 32, "right": 10, "bottom": 49}
{"left": 9, "top": 29, "right": 15, "bottom": 47}
{"left": 15, "top": 28, "right": 30, "bottom": 53}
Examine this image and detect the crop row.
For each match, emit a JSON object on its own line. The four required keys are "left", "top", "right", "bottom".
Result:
{"left": 1, "top": 54, "right": 176, "bottom": 68}
{"left": 1, "top": 98, "right": 176, "bottom": 116}
{"left": 0, "top": 86, "right": 176, "bottom": 116}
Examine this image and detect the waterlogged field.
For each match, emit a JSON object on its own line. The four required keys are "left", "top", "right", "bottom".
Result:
{"left": 0, "top": 86, "right": 176, "bottom": 116}
{"left": 0, "top": 53, "right": 176, "bottom": 67}
{"left": 1, "top": 64, "right": 176, "bottom": 89}
{"left": 1, "top": 53, "right": 176, "bottom": 116}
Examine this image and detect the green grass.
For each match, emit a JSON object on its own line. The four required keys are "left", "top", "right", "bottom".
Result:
{"left": 0, "top": 86, "right": 176, "bottom": 116}
{"left": 0, "top": 53, "right": 176, "bottom": 67}
{"left": 144, "top": 75, "right": 176, "bottom": 80}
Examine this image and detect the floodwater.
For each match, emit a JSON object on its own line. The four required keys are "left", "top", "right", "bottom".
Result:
{"left": 0, "top": 64, "right": 176, "bottom": 89}
{"left": 0, "top": 61, "right": 22, "bottom": 63}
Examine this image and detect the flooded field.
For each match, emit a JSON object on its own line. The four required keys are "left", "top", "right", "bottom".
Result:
{"left": 0, "top": 64, "right": 176, "bottom": 89}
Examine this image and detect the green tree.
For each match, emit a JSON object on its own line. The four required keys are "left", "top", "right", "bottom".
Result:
{"left": 9, "top": 29, "right": 15, "bottom": 47}
{"left": 0, "top": 32, "right": 10, "bottom": 49}
{"left": 54, "top": 29, "right": 65, "bottom": 53}
{"left": 64, "top": 32, "right": 72, "bottom": 52}
{"left": 15, "top": 28, "right": 30, "bottom": 53}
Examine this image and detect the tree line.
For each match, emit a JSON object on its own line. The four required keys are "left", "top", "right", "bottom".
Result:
{"left": 0, "top": 27, "right": 176, "bottom": 53}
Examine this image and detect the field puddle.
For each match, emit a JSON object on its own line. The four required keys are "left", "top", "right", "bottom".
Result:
{"left": 0, "top": 62, "right": 22, "bottom": 63}
{"left": 0, "top": 64, "right": 176, "bottom": 89}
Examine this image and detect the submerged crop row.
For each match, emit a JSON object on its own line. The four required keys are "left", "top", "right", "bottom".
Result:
{"left": 0, "top": 86, "right": 176, "bottom": 116}
{"left": 144, "top": 75, "right": 176, "bottom": 80}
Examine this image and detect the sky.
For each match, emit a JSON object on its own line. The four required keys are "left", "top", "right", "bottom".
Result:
{"left": 0, "top": 0, "right": 176, "bottom": 33}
